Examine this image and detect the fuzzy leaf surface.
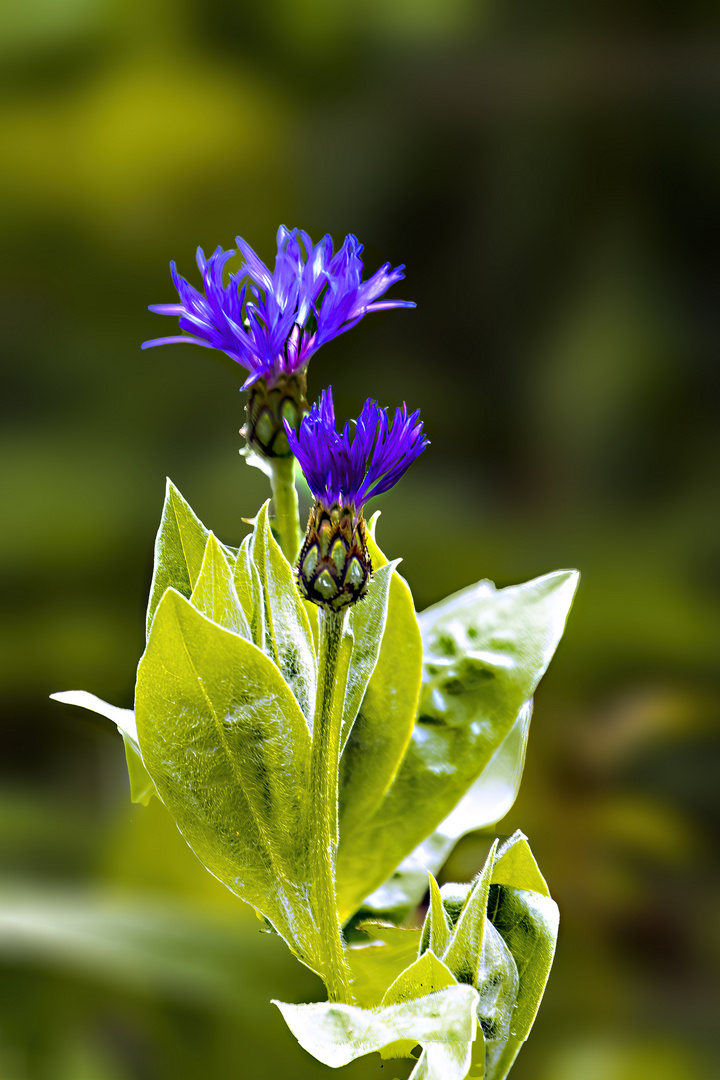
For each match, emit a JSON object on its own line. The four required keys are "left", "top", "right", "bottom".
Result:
{"left": 234, "top": 535, "right": 265, "bottom": 650}
{"left": 250, "top": 502, "right": 316, "bottom": 728}
{"left": 360, "top": 702, "right": 533, "bottom": 921}
{"left": 486, "top": 885, "right": 559, "bottom": 1079}
{"left": 190, "top": 533, "right": 251, "bottom": 639}
{"left": 135, "top": 589, "right": 320, "bottom": 969}
{"left": 146, "top": 479, "right": 236, "bottom": 636}
{"left": 341, "top": 559, "right": 398, "bottom": 748}
{"left": 442, "top": 840, "right": 498, "bottom": 986}
{"left": 274, "top": 984, "right": 479, "bottom": 1080}
{"left": 337, "top": 570, "right": 578, "bottom": 920}
{"left": 339, "top": 525, "right": 423, "bottom": 863}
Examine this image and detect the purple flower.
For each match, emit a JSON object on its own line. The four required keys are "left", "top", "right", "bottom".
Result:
{"left": 142, "top": 227, "right": 414, "bottom": 390}
{"left": 286, "top": 387, "right": 429, "bottom": 510}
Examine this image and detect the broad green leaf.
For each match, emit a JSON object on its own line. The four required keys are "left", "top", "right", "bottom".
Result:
{"left": 337, "top": 570, "right": 578, "bottom": 920}
{"left": 443, "top": 840, "right": 498, "bottom": 985}
{"left": 486, "top": 885, "right": 559, "bottom": 1079}
{"left": 492, "top": 830, "right": 550, "bottom": 897}
{"left": 50, "top": 690, "right": 158, "bottom": 805}
{"left": 348, "top": 924, "right": 423, "bottom": 1009}
{"left": 340, "top": 559, "right": 398, "bottom": 749}
{"left": 360, "top": 702, "right": 533, "bottom": 922}
{"left": 274, "top": 983, "right": 479, "bottom": 1080}
{"left": 146, "top": 479, "right": 236, "bottom": 636}
{"left": 419, "top": 873, "right": 453, "bottom": 959}
{"left": 135, "top": 589, "right": 321, "bottom": 971}
{"left": 250, "top": 502, "right": 316, "bottom": 727}
{"left": 190, "top": 533, "right": 251, "bottom": 639}
{"left": 339, "top": 526, "right": 424, "bottom": 858}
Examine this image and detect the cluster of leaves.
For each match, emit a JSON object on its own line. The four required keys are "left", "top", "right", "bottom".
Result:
{"left": 283, "top": 832, "right": 558, "bottom": 1080}
{"left": 54, "top": 479, "right": 577, "bottom": 1078}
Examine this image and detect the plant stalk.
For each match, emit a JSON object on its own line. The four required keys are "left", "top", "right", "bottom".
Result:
{"left": 269, "top": 456, "right": 302, "bottom": 564}
{"left": 308, "top": 606, "right": 354, "bottom": 1004}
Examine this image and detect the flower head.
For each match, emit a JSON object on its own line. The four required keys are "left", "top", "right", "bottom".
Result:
{"left": 142, "top": 227, "right": 414, "bottom": 390}
{"left": 287, "top": 387, "right": 429, "bottom": 512}
{"left": 290, "top": 389, "right": 428, "bottom": 609}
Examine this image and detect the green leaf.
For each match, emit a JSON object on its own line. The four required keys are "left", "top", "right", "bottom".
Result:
{"left": 378, "top": 949, "right": 459, "bottom": 1062}
{"left": 486, "top": 883, "right": 559, "bottom": 1079}
{"left": 337, "top": 570, "right": 578, "bottom": 921}
{"left": 442, "top": 840, "right": 498, "bottom": 986}
{"left": 135, "top": 588, "right": 321, "bottom": 971}
{"left": 492, "top": 830, "right": 550, "bottom": 897}
{"left": 347, "top": 924, "right": 423, "bottom": 1009}
{"left": 146, "top": 479, "right": 236, "bottom": 636}
{"left": 341, "top": 559, "right": 398, "bottom": 749}
{"left": 234, "top": 535, "right": 265, "bottom": 650}
{"left": 360, "top": 702, "right": 533, "bottom": 922}
{"left": 475, "top": 920, "right": 520, "bottom": 1080}
{"left": 338, "top": 526, "right": 424, "bottom": 883}
{"left": 190, "top": 533, "right": 251, "bottom": 639}
{"left": 49, "top": 690, "right": 158, "bottom": 805}
{"left": 274, "top": 983, "right": 479, "bottom": 1080}
{"left": 250, "top": 501, "right": 316, "bottom": 727}
{"left": 419, "top": 873, "right": 453, "bottom": 959}
{"left": 382, "top": 950, "right": 457, "bottom": 1006}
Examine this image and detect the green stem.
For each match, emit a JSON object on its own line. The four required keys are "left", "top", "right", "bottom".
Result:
{"left": 309, "top": 606, "right": 355, "bottom": 1004}
{"left": 269, "top": 456, "right": 302, "bottom": 564}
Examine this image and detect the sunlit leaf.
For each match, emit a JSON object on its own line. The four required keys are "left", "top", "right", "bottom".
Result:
{"left": 382, "top": 949, "right": 457, "bottom": 1005}
{"left": 135, "top": 588, "right": 321, "bottom": 971}
{"left": 146, "top": 479, "right": 236, "bottom": 636}
{"left": 234, "top": 535, "right": 265, "bottom": 650}
{"left": 486, "top": 884, "right": 559, "bottom": 1080}
{"left": 442, "top": 840, "right": 498, "bottom": 985}
{"left": 337, "top": 570, "right": 578, "bottom": 920}
{"left": 474, "top": 920, "right": 519, "bottom": 1080}
{"left": 360, "top": 702, "right": 533, "bottom": 921}
{"left": 339, "top": 524, "right": 423, "bottom": 865}
{"left": 250, "top": 501, "right": 316, "bottom": 727}
{"left": 491, "top": 830, "right": 550, "bottom": 897}
{"left": 341, "top": 559, "right": 398, "bottom": 748}
{"left": 274, "top": 983, "right": 479, "bottom": 1080}
{"left": 190, "top": 533, "right": 251, "bottom": 639}
{"left": 419, "top": 873, "right": 453, "bottom": 959}
{"left": 347, "top": 925, "right": 422, "bottom": 1009}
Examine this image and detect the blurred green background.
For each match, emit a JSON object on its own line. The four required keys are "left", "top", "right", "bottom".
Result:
{"left": 1, "top": 1, "right": 719, "bottom": 1078}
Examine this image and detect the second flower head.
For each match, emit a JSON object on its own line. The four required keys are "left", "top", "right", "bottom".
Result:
{"left": 286, "top": 388, "right": 428, "bottom": 609}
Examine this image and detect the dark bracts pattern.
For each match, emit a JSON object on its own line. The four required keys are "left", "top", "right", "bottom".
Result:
{"left": 242, "top": 371, "right": 307, "bottom": 459}
{"left": 297, "top": 503, "right": 371, "bottom": 611}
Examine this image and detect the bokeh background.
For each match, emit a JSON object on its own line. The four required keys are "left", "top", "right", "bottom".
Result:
{"left": 2, "top": 1, "right": 719, "bottom": 1078}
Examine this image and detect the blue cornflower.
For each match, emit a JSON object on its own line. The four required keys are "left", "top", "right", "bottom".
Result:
{"left": 142, "top": 227, "right": 414, "bottom": 391}
{"left": 289, "top": 389, "right": 428, "bottom": 609}
{"left": 287, "top": 388, "right": 428, "bottom": 512}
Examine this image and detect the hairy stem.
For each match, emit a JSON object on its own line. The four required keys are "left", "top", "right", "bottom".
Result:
{"left": 309, "top": 606, "right": 354, "bottom": 1004}
{"left": 269, "top": 456, "right": 302, "bottom": 564}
